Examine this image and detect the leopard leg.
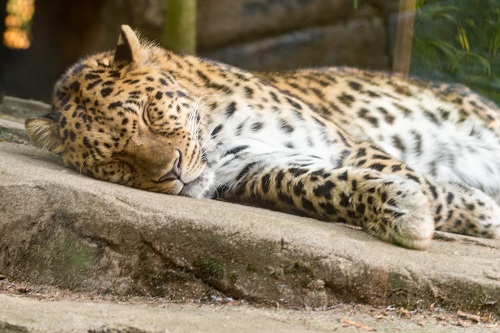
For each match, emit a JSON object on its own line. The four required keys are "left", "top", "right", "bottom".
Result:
{"left": 343, "top": 142, "right": 500, "bottom": 239}
{"left": 220, "top": 163, "right": 435, "bottom": 250}
{"left": 432, "top": 182, "right": 500, "bottom": 238}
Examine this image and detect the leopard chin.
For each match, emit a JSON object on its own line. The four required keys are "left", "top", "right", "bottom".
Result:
{"left": 179, "top": 169, "right": 215, "bottom": 198}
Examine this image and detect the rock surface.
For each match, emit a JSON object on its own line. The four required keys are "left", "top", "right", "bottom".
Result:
{"left": 201, "top": 18, "right": 390, "bottom": 71}
{"left": 0, "top": 97, "right": 499, "bottom": 331}
{"left": 0, "top": 293, "right": 497, "bottom": 333}
{"left": 1, "top": 96, "right": 499, "bottom": 314}
{"left": 197, "top": 0, "right": 398, "bottom": 50}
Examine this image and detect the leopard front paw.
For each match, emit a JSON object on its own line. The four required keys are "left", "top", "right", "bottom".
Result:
{"left": 360, "top": 177, "right": 434, "bottom": 250}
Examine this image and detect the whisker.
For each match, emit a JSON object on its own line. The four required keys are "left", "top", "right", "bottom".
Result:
{"left": 79, "top": 154, "right": 97, "bottom": 175}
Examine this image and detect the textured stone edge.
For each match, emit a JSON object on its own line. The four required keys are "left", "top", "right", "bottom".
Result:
{"left": 0, "top": 97, "right": 499, "bottom": 317}
{"left": 0, "top": 142, "right": 499, "bottom": 318}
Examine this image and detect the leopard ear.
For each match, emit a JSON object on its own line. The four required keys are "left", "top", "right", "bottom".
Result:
{"left": 25, "top": 115, "right": 64, "bottom": 154}
{"left": 113, "top": 25, "right": 142, "bottom": 65}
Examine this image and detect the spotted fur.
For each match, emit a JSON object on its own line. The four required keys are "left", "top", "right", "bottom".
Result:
{"left": 25, "top": 25, "right": 500, "bottom": 249}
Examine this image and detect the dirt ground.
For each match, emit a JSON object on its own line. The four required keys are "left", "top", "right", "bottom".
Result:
{"left": 1, "top": 275, "right": 498, "bottom": 333}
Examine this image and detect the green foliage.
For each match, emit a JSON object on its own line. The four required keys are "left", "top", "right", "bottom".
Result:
{"left": 192, "top": 257, "right": 224, "bottom": 283}
{"left": 227, "top": 272, "right": 238, "bottom": 284}
{"left": 283, "top": 261, "right": 315, "bottom": 277}
{"left": 411, "top": 0, "right": 500, "bottom": 105}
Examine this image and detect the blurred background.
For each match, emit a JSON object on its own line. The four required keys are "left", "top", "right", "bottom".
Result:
{"left": 0, "top": 0, "right": 498, "bottom": 104}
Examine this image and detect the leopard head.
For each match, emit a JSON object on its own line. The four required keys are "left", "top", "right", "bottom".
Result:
{"left": 25, "top": 25, "right": 211, "bottom": 197}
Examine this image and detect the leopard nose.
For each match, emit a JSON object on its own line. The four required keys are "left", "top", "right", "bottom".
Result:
{"left": 158, "top": 150, "right": 182, "bottom": 181}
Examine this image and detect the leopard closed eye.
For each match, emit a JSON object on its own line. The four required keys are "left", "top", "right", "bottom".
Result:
{"left": 25, "top": 25, "right": 500, "bottom": 250}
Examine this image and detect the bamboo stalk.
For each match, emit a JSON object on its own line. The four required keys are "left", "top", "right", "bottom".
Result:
{"left": 392, "top": 0, "right": 417, "bottom": 76}
{"left": 161, "top": 0, "right": 197, "bottom": 54}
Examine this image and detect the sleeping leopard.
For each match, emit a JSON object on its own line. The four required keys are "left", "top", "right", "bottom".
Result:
{"left": 25, "top": 25, "right": 500, "bottom": 250}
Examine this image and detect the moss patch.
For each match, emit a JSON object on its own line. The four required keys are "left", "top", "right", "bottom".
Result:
{"left": 192, "top": 258, "right": 225, "bottom": 284}
{"left": 48, "top": 235, "right": 98, "bottom": 289}
{"left": 284, "top": 261, "right": 315, "bottom": 277}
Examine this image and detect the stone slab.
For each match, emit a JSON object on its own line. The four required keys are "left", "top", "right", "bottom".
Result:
{"left": 197, "top": 0, "right": 399, "bottom": 51}
{"left": 1, "top": 293, "right": 497, "bottom": 333}
{"left": 201, "top": 18, "right": 390, "bottom": 71}
{"left": 0, "top": 96, "right": 51, "bottom": 120}
{"left": 0, "top": 97, "right": 499, "bottom": 318}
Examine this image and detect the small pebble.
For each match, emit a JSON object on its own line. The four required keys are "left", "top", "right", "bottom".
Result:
{"left": 0, "top": 274, "right": 5, "bottom": 280}
{"left": 16, "top": 286, "right": 29, "bottom": 293}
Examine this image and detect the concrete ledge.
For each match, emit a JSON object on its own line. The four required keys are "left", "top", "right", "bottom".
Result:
{"left": 1, "top": 293, "right": 496, "bottom": 333}
{"left": 0, "top": 140, "right": 499, "bottom": 317}
{"left": 0, "top": 95, "right": 51, "bottom": 120}
{"left": 0, "top": 97, "right": 499, "bottom": 319}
